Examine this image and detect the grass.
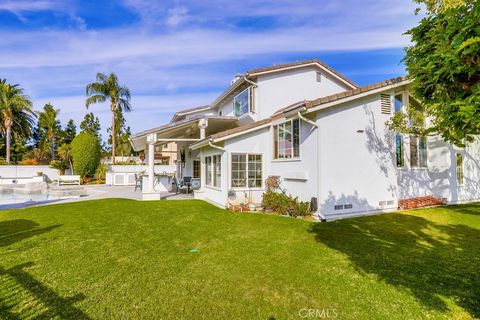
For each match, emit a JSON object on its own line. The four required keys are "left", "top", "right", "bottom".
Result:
{"left": 0, "top": 199, "right": 479, "bottom": 319}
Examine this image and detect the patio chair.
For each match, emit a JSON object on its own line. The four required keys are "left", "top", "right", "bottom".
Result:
{"left": 191, "top": 178, "right": 201, "bottom": 192}
{"left": 134, "top": 174, "right": 143, "bottom": 191}
{"left": 174, "top": 177, "right": 188, "bottom": 194}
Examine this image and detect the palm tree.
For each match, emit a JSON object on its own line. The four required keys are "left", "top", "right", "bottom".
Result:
{"left": 38, "top": 103, "right": 60, "bottom": 161}
{"left": 0, "top": 81, "right": 35, "bottom": 164}
{"left": 58, "top": 143, "right": 73, "bottom": 173}
{"left": 85, "top": 73, "right": 131, "bottom": 164}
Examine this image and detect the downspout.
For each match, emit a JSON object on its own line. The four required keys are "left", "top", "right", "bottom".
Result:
{"left": 243, "top": 74, "right": 258, "bottom": 87}
{"left": 208, "top": 139, "right": 226, "bottom": 151}
{"left": 244, "top": 74, "right": 258, "bottom": 113}
{"left": 297, "top": 110, "right": 326, "bottom": 221}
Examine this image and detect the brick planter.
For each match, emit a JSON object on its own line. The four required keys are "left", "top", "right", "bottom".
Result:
{"left": 398, "top": 196, "right": 447, "bottom": 210}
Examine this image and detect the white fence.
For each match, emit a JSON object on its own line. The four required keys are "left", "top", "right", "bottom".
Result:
{"left": 106, "top": 165, "right": 176, "bottom": 186}
{"left": 0, "top": 165, "right": 61, "bottom": 184}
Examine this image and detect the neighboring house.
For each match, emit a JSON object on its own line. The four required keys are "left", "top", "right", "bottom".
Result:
{"left": 130, "top": 59, "right": 480, "bottom": 220}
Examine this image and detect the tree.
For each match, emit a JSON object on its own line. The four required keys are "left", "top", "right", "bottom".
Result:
{"left": 38, "top": 103, "right": 61, "bottom": 161}
{"left": 86, "top": 73, "right": 131, "bottom": 164}
{"left": 71, "top": 133, "right": 101, "bottom": 179}
{"left": 413, "top": 0, "right": 466, "bottom": 13}
{"left": 107, "top": 108, "right": 132, "bottom": 158}
{"left": 393, "top": 0, "right": 479, "bottom": 146}
{"left": 0, "top": 81, "right": 35, "bottom": 163}
{"left": 80, "top": 112, "right": 101, "bottom": 140}
{"left": 63, "top": 119, "right": 77, "bottom": 145}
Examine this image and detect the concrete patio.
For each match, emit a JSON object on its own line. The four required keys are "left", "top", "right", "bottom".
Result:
{"left": 0, "top": 184, "right": 194, "bottom": 210}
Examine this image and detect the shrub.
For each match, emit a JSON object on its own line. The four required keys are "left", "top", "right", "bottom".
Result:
{"left": 261, "top": 189, "right": 312, "bottom": 217}
{"left": 50, "top": 160, "right": 69, "bottom": 175}
{"left": 95, "top": 163, "right": 108, "bottom": 180}
{"left": 20, "top": 159, "right": 39, "bottom": 165}
{"left": 71, "top": 133, "right": 101, "bottom": 178}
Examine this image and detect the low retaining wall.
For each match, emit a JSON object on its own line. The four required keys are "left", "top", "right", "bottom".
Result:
{"left": 0, "top": 165, "right": 61, "bottom": 184}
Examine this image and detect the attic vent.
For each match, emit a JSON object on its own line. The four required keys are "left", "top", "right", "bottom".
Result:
{"left": 380, "top": 94, "right": 392, "bottom": 115}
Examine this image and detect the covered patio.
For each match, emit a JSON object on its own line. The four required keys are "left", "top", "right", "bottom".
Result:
{"left": 129, "top": 115, "right": 237, "bottom": 200}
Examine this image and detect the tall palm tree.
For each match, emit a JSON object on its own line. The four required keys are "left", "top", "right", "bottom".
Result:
{"left": 0, "top": 81, "right": 35, "bottom": 164}
{"left": 38, "top": 103, "right": 60, "bottom": 161}
{"left": 85, "top": 73, "right": 131, "bottom": 164}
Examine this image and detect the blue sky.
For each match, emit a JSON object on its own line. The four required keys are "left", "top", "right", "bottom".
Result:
{"left": 0, "top": 0, "right": 421, "bottom": 139}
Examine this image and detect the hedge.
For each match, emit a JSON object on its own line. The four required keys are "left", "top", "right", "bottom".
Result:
{"left": 71, "top": 132, "right": 101, "bottom": 178}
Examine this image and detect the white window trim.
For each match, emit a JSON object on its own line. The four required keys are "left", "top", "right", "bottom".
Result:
{"left": 230, "top": 152, "right": 264, "bottom": 189}
{"left": 204, "top": 154, "right": 222, "bottom": 188}
{"left": 409, "top": 135, "right": 428, "bottom": 169}
{"left": 273, "top": 118, "right": 301, "bottom": 160}
{"left": 456, "top": 152, "right": 464, "bottom": 187}
{"left": 233, "top": 87, "right": 253, "bottom": 117}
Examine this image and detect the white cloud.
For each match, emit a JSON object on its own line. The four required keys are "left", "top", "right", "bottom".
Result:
{"left": 0, "top": 0, "right": 421, "bottom": 138}
{"left": 32, "top": 92, "right": 218, "bottom": 138}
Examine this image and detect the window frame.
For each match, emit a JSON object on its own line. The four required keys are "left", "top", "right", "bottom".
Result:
{"left": 233, "top": 87, "right": 252, "bottom": 117}
{"left": 204, "top": 155, "right": 221, "bottom": 188}
{"left": 273, "top": 118, "right": 301, "bottom": 160}
{"left": 230, "top": 153, "right": 263, "bottom": 189}
{"left": 456, "top": 153, "right": 464, "bottom": 186}
{"left": 409, "top": 135, "right": 428, "bottom": 168}
{"left": 193, "top": 160, "right": 200, "bottom": 179}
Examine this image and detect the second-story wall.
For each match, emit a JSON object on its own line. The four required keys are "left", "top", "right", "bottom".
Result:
{"left": 216, "top": 66, "right": 350, "bottom": 122}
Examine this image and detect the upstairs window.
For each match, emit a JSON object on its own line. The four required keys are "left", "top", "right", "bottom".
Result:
{"left": 273, "top": 119, "right": 300, "bottom": 159}
{"left": 234, "top": 88, "right": 253, "bottom": 116}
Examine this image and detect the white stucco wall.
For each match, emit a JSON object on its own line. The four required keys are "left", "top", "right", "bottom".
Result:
{"left": 216, "top": 67, "right": 349, "bottom": 121}
{"left": 255, "top": 67, "right": 349, "bottom": 120}
{"left": 0, "top": 165, "right": 61, "bottom": 183}
{"left": 316, "top": 94, "right": 399, "bottom": 218}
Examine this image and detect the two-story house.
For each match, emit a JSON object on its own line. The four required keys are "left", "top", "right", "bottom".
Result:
{"left": 130, "top": 59, "right": 480, "bottom": 220}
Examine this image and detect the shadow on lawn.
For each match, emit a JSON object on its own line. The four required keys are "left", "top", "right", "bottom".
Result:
{"left": 309, "top": 213, "right": 480, "bottom": 318}
{"left": 0, "top": 219, "right": 61, "bottom": 247}
{"left": 0, "top": 262, "right": 91, "bottom": 319}
{"left": 442, "top": 202, "right": 480, "bottom": 216}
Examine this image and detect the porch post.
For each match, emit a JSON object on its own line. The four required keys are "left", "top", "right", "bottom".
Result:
{"left": 147, "top": 134, "right": 156, "bottom": 192}
{"left": 198, "top": 118, "right": 208, "bottom": 140}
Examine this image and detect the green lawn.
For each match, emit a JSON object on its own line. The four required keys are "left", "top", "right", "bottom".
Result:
{"left": 0, "top": 200, "right": 479, "bottom": 319}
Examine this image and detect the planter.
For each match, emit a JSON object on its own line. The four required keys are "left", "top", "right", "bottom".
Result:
{"left": 248, "top": 204, "right": 257, "bottom": 212}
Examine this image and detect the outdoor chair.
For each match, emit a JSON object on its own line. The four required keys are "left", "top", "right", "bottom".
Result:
{"left": 134, "top": 174, "right": 143, "bottom": 191}
{"left": 174, "top": 177, "right": 189, "bottom": 194}
{"left": 191, "top": 178, "right": 201, "bottom": 192}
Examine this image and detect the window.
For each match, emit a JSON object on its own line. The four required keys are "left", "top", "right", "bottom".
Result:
{"left": 394, "top": 93, "right": 404, "bottom": 168}
{"left": 410, "top": 136, "right": 427, "bottom": 168}
{"left": 205, "top": 157, "right": 212, "bottom": 186}
{"left": 274, "top": 119, "right": 300, "bottom": 159}
{"left": 248, "top": 154, "right": 262, "bottom": 188}
{"left": 394, "top": 94, "right": 403, "bottom": 113}
{"left": 231, "top": 154, "right": 262, "bottom": 188}
{"left": 456, "top": 153, "right": 464, "bottom": 186}
{"left": 396, "top": 135, "right": 404, "bottom": 167}
{"left": 205, "top": 155, "right": 221, "bottom": 187}
{"left": 234, "top": 88, "right": 251, "bottom": 117}
{"left": 193, "top": 160, "right": 200, "bottom": 179}
{"left": 316, "top": 72, "right": 322, "bottom": 82}
{"left": 213, "top": 155, "right": 221, "bottom": 188}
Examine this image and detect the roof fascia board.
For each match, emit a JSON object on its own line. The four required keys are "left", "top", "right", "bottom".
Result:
{"left": 306, "top": 79, "right": 411, "bottom": 114}
{"left": 249, "top": 62, "right": 357, "bottom": 89}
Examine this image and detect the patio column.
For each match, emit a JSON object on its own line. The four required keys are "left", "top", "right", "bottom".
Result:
{"left": 147, "top": 133, "right": 156, "bottom": 193}
{"left": 198, "top": 118, "right": 208, "bottom": 140}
